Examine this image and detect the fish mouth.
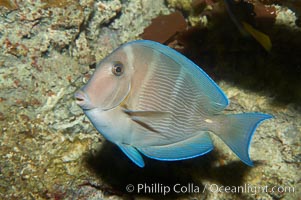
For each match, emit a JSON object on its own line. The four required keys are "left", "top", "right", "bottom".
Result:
{"left": 75, "top": 94, "right": 84, "bottom": 104}
{"left": 74, "top": 90, "right": 94, "bottom": 110}
{"left": 74, "top": 90, "right": 86, "bottom": 104}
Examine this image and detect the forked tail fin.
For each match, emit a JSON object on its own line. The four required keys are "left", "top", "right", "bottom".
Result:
{"left": 212, "top": 113, "right": 272, "bottom": 166}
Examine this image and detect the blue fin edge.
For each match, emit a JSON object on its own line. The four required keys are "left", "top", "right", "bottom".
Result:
{"left": 117, "top": 144, "right": 145, "bottom": 168}
{"left": 245, "top": 113, "right": 273, "bottom": 166}
{"left": 139, "top": 146, "right": 213, "bottom": 162}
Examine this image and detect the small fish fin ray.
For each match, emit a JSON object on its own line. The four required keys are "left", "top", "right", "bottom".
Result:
{"left": 223, "top": 0, "right": 272, "bottom": 52}
{"left": 214, "top": 113, "right": 272, "bottom": 166}
{"left": 137, "top": 132, "right": 213, "bottom": 161}
{"left": 117, "top": 144, "right": 145, "bottom": 167}
{"left": 242, "top": 22, "right": 272, "bottom": 52}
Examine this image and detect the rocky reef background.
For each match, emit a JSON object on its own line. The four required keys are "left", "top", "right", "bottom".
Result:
{"left": 0, "top": 0, "right": 300, "bottom": 199}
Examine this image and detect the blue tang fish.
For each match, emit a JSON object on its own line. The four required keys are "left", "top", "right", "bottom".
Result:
{"left": 75, "top": 40, "right": 272, "bottom": 167}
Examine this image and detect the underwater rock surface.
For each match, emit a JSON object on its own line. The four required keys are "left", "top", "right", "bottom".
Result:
{"left": 0, "top": 0, "right": 300, "bottom": 199}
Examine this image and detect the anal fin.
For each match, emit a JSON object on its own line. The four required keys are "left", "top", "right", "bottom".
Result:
{"left": 137, "top": 132, "right": 213, "bottom": 161}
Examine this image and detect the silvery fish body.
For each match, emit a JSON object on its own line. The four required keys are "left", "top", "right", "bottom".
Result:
{"left": 75, "top": 40, "right": 272, "bottom": 167}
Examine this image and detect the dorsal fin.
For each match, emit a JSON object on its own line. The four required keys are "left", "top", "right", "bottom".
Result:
{"left": 128, "top": 40, "right": 230, "bottom": 114}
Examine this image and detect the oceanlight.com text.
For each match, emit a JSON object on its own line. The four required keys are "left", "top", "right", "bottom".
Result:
{"left": 125, "top": 183, "right": 295, "bottom": 196}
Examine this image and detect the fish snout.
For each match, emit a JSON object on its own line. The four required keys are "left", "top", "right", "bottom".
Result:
{"left": 74, "top": 90, "right": 93, "bottom": 110}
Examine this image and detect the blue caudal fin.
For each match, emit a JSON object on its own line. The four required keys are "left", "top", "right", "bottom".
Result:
{"left": 214, "top": 113, "right": 272, "bottom": 166}
{"left": 117, "top": 144, "right": 145, "bottom": 167}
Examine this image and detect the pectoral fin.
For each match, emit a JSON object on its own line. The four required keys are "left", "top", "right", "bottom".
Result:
{"left": 131, "top": 117, "right": 161, "bottom": 133}
{"left": 123, "top": 109, "right": 170, "bottom": 119}
{"left": 123, "top": 109, "right": 171, "bottom": 134}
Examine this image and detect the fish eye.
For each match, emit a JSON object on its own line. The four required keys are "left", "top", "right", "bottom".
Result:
{"left": 112, "top": 62, "right": 124, "bottom": 76}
